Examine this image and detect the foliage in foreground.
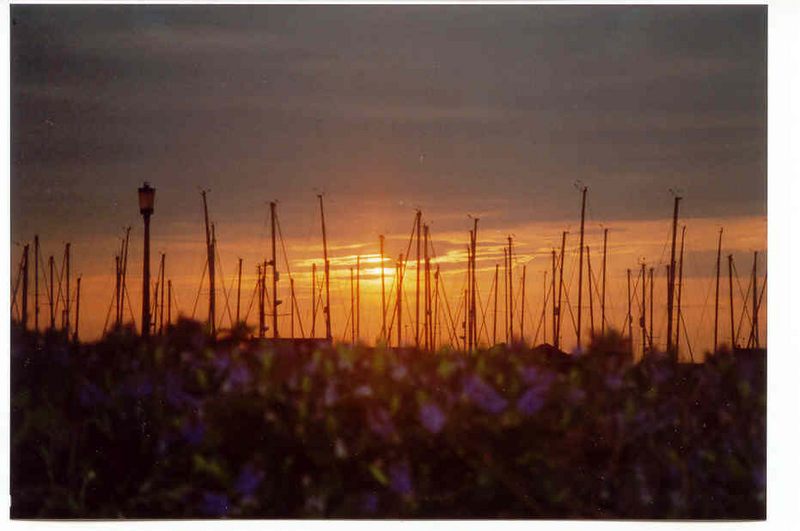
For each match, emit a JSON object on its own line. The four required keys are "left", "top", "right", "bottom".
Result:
{"left": 10, "top": 320, "right": 765, "bottom": 519}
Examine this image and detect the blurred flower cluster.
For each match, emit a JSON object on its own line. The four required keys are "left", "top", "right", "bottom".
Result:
{"left": 10, "top": 320, "right": 765, "bottom": 519}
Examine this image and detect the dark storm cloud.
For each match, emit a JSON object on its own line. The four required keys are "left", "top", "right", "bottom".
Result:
{"left": 11, "top": 5, "right": 766, "bottom": 240}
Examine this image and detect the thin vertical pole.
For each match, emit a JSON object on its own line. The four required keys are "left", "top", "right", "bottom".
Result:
{"left": 142, "top": 212, "right": 151, "bottom": 338}
{"left": 424, "top": 226, "right": 431, "bottom": 350}
{"left": 356, "top": 255, "right": 361, "bottom": 341}
{"left": 649, "top": 267, "right": 654, "bottom": 351}
{"left": 115, "top": 256, "right": 121, "bottom": 327}
{"left": 34, "top": 235, "right": 39, "bottom": 331}
{"left": 380, "top": 235, "right": 386, "bottom": 341}
{"left": 493, "top": 263, "right": 499, "bottom": 345}
{"left": 587, "top": 246, "right": 594, "bottom": 340}
{"left": 290, "top": 277, "right": 295, "bottom": 339}
{"left": 415, "top": 210, "right": 421, "bottom": 349}
{"left": 641, "top": 262, "right": 647, "bottom": 358}
{"left": 676, "top": 226, "right": 686, "bottom": 359}
{"left": 434, "top": 265, "right": 440, "bottom": 350}
{"left": 503, "top": 247, "right": 508, "bottom": 344}
{"left": 520, "top": 264, "right": 526, "bottom": 346}
{"left": 201, "top": 191, "right": 215, "bottom": 337}
{"left": 318, "top": 195, "right": 331, "bottom": 341}
{"left": 65, "top": 243, "right": 70, "bottom": 334}
{"left": 471, "top": 219, "right": 478, "bottom": 349}
{"left": 21, "top": 244, "right": 29, "bottom": 329}
{"left": 270, "top": 201, "right": 279, "bottom": 339}
{"left": 552, "top": 249, "right": 557, "bottom": 347}
{"left": 122, "top": 227, "right": 131, "bottom": 323}
{"left": 713, "top": 228, "right": 723, "bottom": 353}
{"left": 258, "top": 263, "right": 265, "bottom": 338}
{"left": 601, "top": 228, "right": 608, "bottom": 336}
{"left": 666, "top": 196, "right": 682, "bottom": 357}
{"left": 350, "top": 267, "right": 355, "bottom": 343}
{"left": 159, "top": 253, "right": 165, "bottom": 334}
{"left": 167, "top": 279, "right": 172, "bottom": 327}
{"left": 397, "top": 253, "right": 403, "bottom": 347}
{"left": 74, "top": 276, "right": 81, "bottom": 343}
{"left": 626, "top": 268, "right": 633, "bottom": 355}
{"left": 752, "top": 251, "right": 759, "bottom": 349}
{"left": 728, "top": 254, "right": 735, "bottom": 349}
{"left": 49, "top": 256, "right": 55, "bottom": 329}
{"left": 543, "top": 270, "right": 548, "bottom": 345}
{"left": 311, "top": 262, "right": 317, "bottom": 337}
{"left": 557, "top": 232, "right": 567, "bottom": 350}
{"left": 508, "top": 236, "right": 514, "bottom": 342}
{"left": 577, "top": 187, "right": 587, "bottom": 351}
{"left": 468, "top": 238, "right": 473, "bottom": 352}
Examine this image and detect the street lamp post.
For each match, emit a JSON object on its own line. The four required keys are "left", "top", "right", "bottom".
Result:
{"left": 138, "top": 182, "right": 155, "bottom": 338}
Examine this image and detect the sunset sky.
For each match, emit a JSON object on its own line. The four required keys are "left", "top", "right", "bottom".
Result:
{"left": 10, "top": 5, "right": 767, "bottom": 355}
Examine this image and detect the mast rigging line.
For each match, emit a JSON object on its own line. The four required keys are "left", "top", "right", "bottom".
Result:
{"left": 274, "top": 210, "right": 306, "bottom": 337}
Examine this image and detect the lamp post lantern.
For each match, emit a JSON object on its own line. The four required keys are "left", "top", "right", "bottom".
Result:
{"left": 138, "top": 182, "right": 155, "bottom": 337}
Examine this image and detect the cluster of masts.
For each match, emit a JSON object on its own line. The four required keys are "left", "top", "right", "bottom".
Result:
{"left": 11, "top": 184, "right": 766, "bottom": 359}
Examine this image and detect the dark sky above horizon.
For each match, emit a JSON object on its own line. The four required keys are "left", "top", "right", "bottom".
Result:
{"left": 12, "top": 4, "right": 766, "bottom": 241}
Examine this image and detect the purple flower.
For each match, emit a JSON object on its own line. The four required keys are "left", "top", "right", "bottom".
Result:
{"left": 235, "top": 463, "right": 265, "bottom": 497}
{"left": 361, "top": 492, "right": 379, "bottom": 514}
{"left": 463, "top": 375, "right": 508, "bottom": 414}
{"left": 181, "top": 419, "right": 205, "bottom": 446}
{"left": 200, "top": 491, "right": 229, "bottom": 517}
{"left": 419, "top": 402, "right": 447, "bottom": 434}
{"left": 388, "top": 462, "right": 413, "bottom": 496}
{"left": 367, "top": 407, "right": 397, "bottom": 440}
{"left": 520, "top": 366, "right": 555, "bottom": 389}
{"left": 390, "top": 364, "right": 408, "bottom": 381}
{"left": 517, "top": 387, "right": 546, "bottom": 416}
{"left": 223, "top": 363, "right": 252, "bottom": 392}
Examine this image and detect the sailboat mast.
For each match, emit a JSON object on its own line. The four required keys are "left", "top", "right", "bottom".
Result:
{"left": 752, "top": 251, "right": 759, "bottom": 349}
{"left": 601, "top": 228, "right": 608, "bottom": 336}
{"left": 380, "top": 235, "right": 386, "bottom": 341}
{"left": 201, "top": 191, "right": 215, "bottom": 336}
{"left": 641, "top": 262, "right": 646, "bottom": 358}
{"left": 318, "top": 194, "right": 332, "bottom": 341}
{"left": 728, "top": 254, "right": 735, "bottom": 349}
{"left": 551, "top": 249, "right": 557, "bottom": 346}
{"left": 356, "top": 255, "right": 361, "bottom": 341}
{"left": 508, "top": 236, "right": 514, "bottom": 343}
{"left": 587, "top": 246, "right": 594, "bottom": 339}
{"left": 713, "top": 228, "right": 723, "bottom": 353}
{"left": 493, "top": 263, "right": 499, "bottom": 345}
{"left": 577, "top": 186, "right": 587, "bottom": 351}
{"left": 556, "top": 231, "right": 566, "bottom": 350}
{"left": 311, "top": 263, "right": 317, "bottom": 337}
{"left": 520, "top": 264, "right": 526, "bottom": 345}
{"left": 49, "top": 256, "right": 55, "bottom": 329}
{"left": 666, "top": 195, "right": 682, "bottom": 357}
{"left": 159, "top": 253, "right": 166, "bottom": 334}
{"left": 397, "top": 253, "right": 403, "bottom": 347}
{"left": 21, "top": 244, "right": 29, "bottom": 329}
{"left": 675, "top": 225, "right": 686, "bottom": 358}
{"left": 627, "top": 268, "right": 633, "bottom": 355}
{"left": 74, "top": 276, "right": 81, "bottom": 343}
{"left": 34, "top": 235, "right": 39, "bottom": 331}
{"left": 237, "top": 258, "right": 243, "bottom": 324}
{"left": 415, "top": 210, "right": 422, "bottom": 349}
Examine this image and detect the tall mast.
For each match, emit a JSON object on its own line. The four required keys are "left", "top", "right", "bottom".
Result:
{"left": 201, "top": 191, "right": 215, "bottom": 336}
{"left": 356, "top": 255, "right": 361, "bottom": 341}
{"left": 396, "top": 253, "right": 403, "bottom": 347}
{"left": 728, "top": 254, "right": 735, "bottom": 349}
{"left": 556, "top": 231, "right": 567, "bottom": 350}
{"left": 551, "top": 249, "right": 557, "bottom": 346}
{"left": 601, "top": 228, "right": 608, "bottom": 336}
{"left": 649, "top": 267, "right": 654, "bottom": 352}
{"left": 471, "top": 218, "right": 478, "bottom": 349}
{"left": 434, "top": 265, "right": 440, "bottom": 349}
{"left": 542, "top": 269, "right": 548, "bottom": 344}
{"left": 641, "top": 262, "right": 646, "bottom": 358}
{"left": 115, "top": 256, "right": 121, "bottom": 327}
{"left": 379, "top": 235, "right": 386, "bottom": 341}
{"left": 350, "top": 266, "right": 355, "bottom": 343}
{"left": 493, "top": 263, "right": 499, "bottom": 345}
{"left": 318, "top": 195, "right": 332, "bottom": 341}
{"left": 675, "top": 225, "right": 686, "bottom": 358}
{"left": 74, "top": 276, "right": 81, "bottom": 343}
{"left": 49, "top": 255, "right": 55, "bottom": 329}
{"left": 65, "top": 243, "right": 70, "bottom": 334}
{"left": 666, "top": 195, "right": 682, "bottom": 357}
{"left": 120, "top": 227, "right": 131, "bottom": 324}
{"left": 508, "top": 235, "right": 514, "bottom": 342}
{"left": 752, "top": 251, "right": 759, "bottom": 349}
{"left": 713, "top": 228, "right": 723, "bottom": 353}
{"left": 290, "top": 277, "right": 296, "bottom": 338}
{"left": 311, "top": 263, "right": 317, "bottom": 337}
{"left": 415, "top": 210, "right": 422, "bottom": 349}
{"left": 167, "top": 279, "right": 172, "bottom": 327}
{"left": 424, "top": 226, "right": 431, "bottom": 350}
{"left": 503, "top": 247, "right": 508, "bottom": 344}
{"left": 236, "top": 258, "right": 243, "bottom": 324}
{"left": 520, "top": 264, "right": 526, "bottom": 345}
{"left": 626, "top": 268, "right": 633, "bottom": 355}
{"left": 270, "top": 201, "right": 279, "bottom": 338}
{"left": 34, "top": 235, "right": 39, "bottom": 331}
{"left": 587, "top": 246, "right": 594, "bottom": 339}
{"left": 468, "top": 236, "right": 474, "bottom": 352}
{"left": 258, "top": 263, "right": 265, "bottom": 338}
{"left": 21, "top": 244, "right": 29, "bottom": 329}
{"left": 159, "top": 253, "right": 166, "bottom": 334}
{"left": 577, "top": 186, "right": 587, "bottom": 351}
